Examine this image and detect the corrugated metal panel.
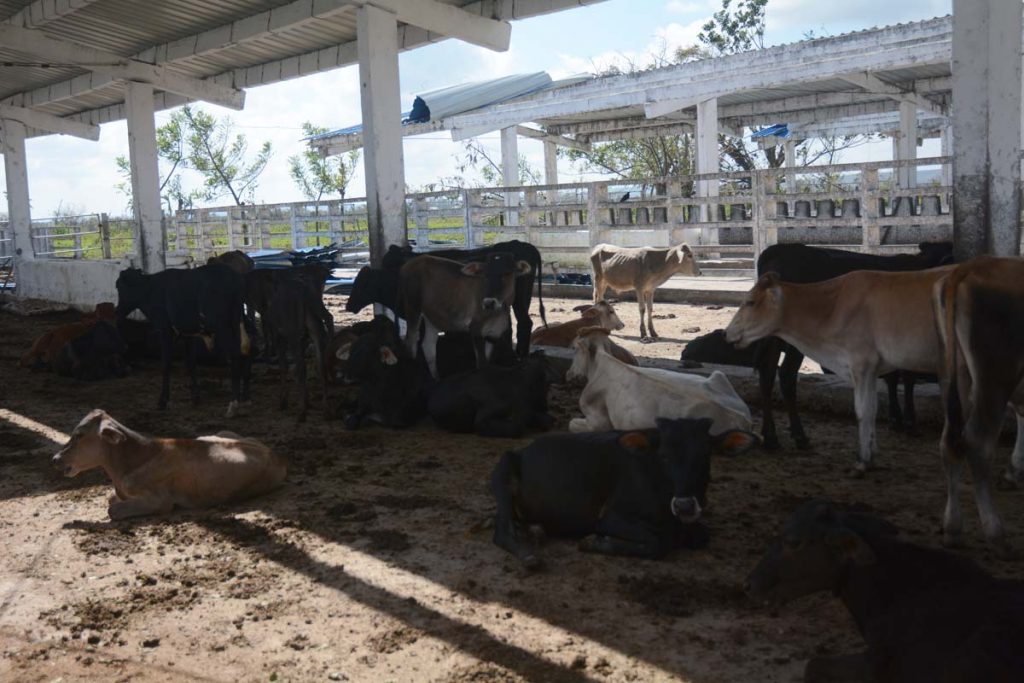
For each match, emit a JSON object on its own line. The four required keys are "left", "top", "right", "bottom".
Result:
{"left": 410, "top": 71, "right": 551, "bottom": 121}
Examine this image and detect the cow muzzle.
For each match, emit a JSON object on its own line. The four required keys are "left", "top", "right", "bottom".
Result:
{"left": 51, "top": 452, "right": 76, "bottom": 477}
{"left": 481, "top": 297, "right": 500, "bottom": 311}
{"left": 670, "top": 496, "right": 702, "bottom": 523}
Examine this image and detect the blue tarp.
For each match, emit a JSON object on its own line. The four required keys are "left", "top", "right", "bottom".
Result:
{"left": 751, "top": 123, "right": 791, "bottom": 139}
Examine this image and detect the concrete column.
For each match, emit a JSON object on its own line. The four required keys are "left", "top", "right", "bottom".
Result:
{"left": 784, "top": 138, "right": 796, "bottom": 191}
{"left": 0, "top": 119, "right": 32, "bottom": 260}
{"left": 357, "top": 4, "right": 406, "bottom": 266}
{"left": 941, "top": 124, "right": 953, "bottom": 187}
{"left": 543, "top": 140, "right": 558, "bottom": 186}
{"left": 897, "top": 100, "right": 917, "bottom": 188}
{"left": 696, "top": 97, "right": 719, "bottom": 224}
{"left": 501, "top": 126, "right": 519, "bottom": 226}
{"left": 125, "top": 82, "right": 165, "bottom": 272}
{"left": 952, "top": 0, "right": 1022, "bottom": 258}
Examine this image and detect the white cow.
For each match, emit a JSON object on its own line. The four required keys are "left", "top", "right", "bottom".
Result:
{"left": 567, "top": 327, "right": 752, "bottom": 434}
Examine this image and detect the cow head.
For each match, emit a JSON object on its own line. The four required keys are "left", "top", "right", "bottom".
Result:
{"left": 52, "top": 409, "right": 127, "bottom": 477}
{"left": 567, "top": 327, "right": 614, "bottom": 382}
{"left": 725, "top": 272, "right": 783, "bottom": 348}
{"left": 918, "top": 241, "right": 954, "bottom": 267}
{"left": 744, "top": 501, "right": 897, "bottom": 605}
{"left": 460, "top": 252, "right": 531, "bottom": 312}
{"left": 654, "top": 417, "right": 758, "bottom": 526}
{"left": 584, "top": 300, "right": 625, "bottom": 331}
{"left": 674, "top": 244, "right": 702, "bottom": 277}
{"left": 114, "top": 268, "right": 148, "bottom": 318}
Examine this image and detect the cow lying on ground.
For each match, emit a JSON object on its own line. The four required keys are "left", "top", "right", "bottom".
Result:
{"left": 752, "top": 242, "right": 953, "bottom": 449}
{"left": 400, "top": 253, "right": 531, "bottom": 377}
{"left": 428, "top": 352, "right": 555, "bottom": 437}
{"left": 590, "top": 243, "right": 701, "bottom": 341}
{"left": 492, "top": 417, "right": 758, "bottom": 568}
{"left": 724, "top": 268, "right": 968, "bottom": 473}
{"left": 344, "top": 316, "right": 426, "bottom": 429}
{"left": 53, "top": 320, "right": 129, "bottom": 381}
{"left": 531, "top": 301, "right": 637, "bottom": 366}
{"left": 934, "top": 256, "right": 1024, "bottom": 549}
{"left": 681, "top": 329, "right": 932, "bottom": 438}
{"left": 20, "top": 302, "right": 117, "bottom": 369}
{"left": 746, "top": 501, "right": 1024, "bottom": 682}
{"left": 116, "top": 264, "right": 248, "bottom": 417}
{"left": 568, "top": 327, "right": 752, "bottom": 434}
{"left": 52, "top": 409, "right": 286, "bottom": 519}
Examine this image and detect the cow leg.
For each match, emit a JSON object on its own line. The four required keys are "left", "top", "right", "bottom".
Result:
{"left": 470, "top": 329, "right": 488, "bottom": 370}
{"left": 421, "top": 322, "right": 441, "bottom": 377}
{"left": 295, "top": 335, "right": 309, "bottom": 423}
{"left": 902, "top": 373, "right": 919, "bottom": 435}
{"left": 756, "top": 340, "right": 783, "bottom": 450}
{"left": 778, "top": 347, "right": 809, "bottom": 449}
{"left": 490, "top": 452, "right": 541, "bottom": 569}
{"left": 580, "top": 510, "right": 666, "bottom": 558}
{"left": 108, "top": 496, "right": 174, "bottom": 520}
{"left": 883, "top": 372, "right": 903, "bottom": 429}
{"left": 157, "top": 328, "right": 174, "bottom": 410}
{"left": 645, "top": 290, "right": 658, "bottom": 339}
{"left": 225, "top": 326, "right": 243, "bottom": 419}
{"left": 277, "top": 334, "right": 290, "bottom": 411}
{"left": 637, "top": 295, "right": 649, "bottom": 341}
{"left": 850, "top": 365, "right": 879, "bottom": 473}
{"left": 1006, "top": 410, "right": 1024, "bottom": 487}
{"left": 185, "top": 339, "right": 200, "bottom": 406}
{"left": 962, "top": 394, "right": 1007, "bottom": 547}
{"left": 403, "top": 311, "right": 423, "bottom": 360}
{"left": 592, "top": 276, "right": 605, "bottom": 304}
{"left": 513, "top": 298, "right": 531, "bottom": 357}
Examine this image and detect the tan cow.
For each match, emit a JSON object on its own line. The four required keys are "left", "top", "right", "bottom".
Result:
{"left": 52, "top": 409, "right": 286, "bottom": 519}
{"left": 567, "top": 327, "right": 752, "bottom": 434}
{"left": 590, "top": 243, "right": 701, "bottom": 341}
{"left": 529, "top": 301, "right": 637, "bottom": 366}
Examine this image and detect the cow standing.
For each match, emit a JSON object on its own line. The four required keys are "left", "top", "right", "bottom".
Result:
{"left": 590, "top": 243, "right": 701, "bottom": 341}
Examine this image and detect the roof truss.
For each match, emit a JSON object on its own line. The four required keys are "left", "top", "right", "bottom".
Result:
{"left": 0, "top": 104, "right": 99, "bottom": 139}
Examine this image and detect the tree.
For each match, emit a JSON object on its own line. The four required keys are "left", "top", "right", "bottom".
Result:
{"left": 697, "top": 0, "right": 768, "bottom": 55}
{"left": 288, "top": 123, "right": 361, "bottom": 202}
{"left": 182, "top": 105, "right": 272, "bottom": 206}
{"left": 456, "top": 137, "right": 541, "bottom": 187}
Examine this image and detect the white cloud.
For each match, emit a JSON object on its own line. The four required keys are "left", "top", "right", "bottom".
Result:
{"left": 666, "top": 1, "right": 714, "bottom": 15}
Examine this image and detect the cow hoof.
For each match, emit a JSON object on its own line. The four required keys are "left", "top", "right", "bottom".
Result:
{"left": 520, "top": 554, "right": 543, "bottom": 571}
{"left": 640, "top": 336, "right": 654, "bottom": 344}
{"left": 226, "top": 400, "right": 239, "bottom": 419}
{"left": 848, "top": 463, "right": 868, "bottom": 479}
{"left": 999, "top": 468, "right": 1024, "bottom": 490}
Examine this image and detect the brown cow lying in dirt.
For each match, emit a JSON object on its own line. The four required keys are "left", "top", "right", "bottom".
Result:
{"left": 532, "top": 302, "right": 638, "bottom": 366}
{"left": 20, "top": 302, "right": 117, "bottom": 368}
{"left": 52, "top": 409, "right": 287, "bottom": 519}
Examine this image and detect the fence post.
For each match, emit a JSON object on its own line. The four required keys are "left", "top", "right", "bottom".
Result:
{"left": 290, "top": 203, "right": 303, "bottom": 250}
{"left": 462, "top": 189, "right": 474, "bottom": 248}
{"left": 100, "top": 213, "right": 112, "bottom": 259}
{"left": 414, "top": 196, "right": 429, "bottom": 248}
{"left": 861, "top": 168, "right": 880, "bottom": 250}
{"left": 586, "top": 183, "right": 607, "bottom": 248}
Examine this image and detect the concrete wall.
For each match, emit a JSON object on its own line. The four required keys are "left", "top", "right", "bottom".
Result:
{"left": 17, "top": 259, "right": 124, "bottom": 310}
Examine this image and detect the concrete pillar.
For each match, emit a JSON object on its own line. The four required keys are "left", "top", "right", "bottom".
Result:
{"left": 501, "top": 126, "right": 519, "bottom": 226}
{"left": 0, "top": 119, "right": 32, "bottom": 260}
{"left": 543, "top": 140, "right": 558, "bottom": 186}
{"left": 696, "top": 97, "right": 719, "bottom": 224}
{"left": 125, "top": 82, "right": 165, "bottom": 273}
{"left": 941, "top": 124, "right": 953, "bottom": 187}
{"left": 897, "top": 100, "right": 917, "bottom": 189}
{"left": 784, "top": 138, "right": 796, "bottom": 192}
{"left": 952, "top": 0, "right": 1022, "bottom": 258}
{"left": 357, "top": 4, "right": 406, "bottom": 266}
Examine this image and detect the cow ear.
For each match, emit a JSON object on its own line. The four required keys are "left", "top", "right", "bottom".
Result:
{"left": 379, "top": 346, "right": 398, "bottom": 366}
{"left": 618, "top": 431, "right": 651, "bottom": 451}
{"left": 461, "top": 262, "right": 485, "bottom": 277}
{"left": 581, "top": 306, "right": 599, "bottom": 319}
{"left": 711, "top": 429, "right": 760, "bottom": 456}
{"left": 336, "top": 342, "right": 352, "bottom": 361}
{"left": 756, "top": 272, "right": 780, "bottom": 290}
{"left": 515, "top": 260, "right": 532, "bottom": 276}
{"left": 98, "top": 418, "right": 126, "bottom": 445}
{"left": 825, "top": 527, "right": 876, "bottom": 566}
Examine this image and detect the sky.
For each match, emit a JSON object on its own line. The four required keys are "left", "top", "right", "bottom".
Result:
{"left": 2, "top": 0, "right": 952, "bottom": 217}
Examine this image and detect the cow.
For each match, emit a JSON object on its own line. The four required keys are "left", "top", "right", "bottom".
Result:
{"left": 746, "top": 501, "right": 1024, "bottom": 682}
{"left": 531, "top": 300, "right": 624, "bottom": 344}
{"left": 427, "top": 352, "right": 555, "bottom": 437}
{"left": 344, "top": 316, "right": 426, "bottom": 429}
{"left": 567, "top": 327, "right": 753, "bottom": 434}
{"left": 933, "top": 256, "right": 1024, "bottom": 549}
{"left": 115, "top": 264, "right": 248, "bottom": 417}
{"left": 20, "top": 302, "right": 118, "bottom": 369}
{"left": 208, "top": 249, "right": 255, "bottom": 275}
{"left": 266, "top": 275, "right": 334, "bottom": 422}
{"left": 491, "top": 417, "right": 758, "bottom": 568}
{"left": 590, "top": 243, "right": 701, "bottom": 341}
{"left": 752, "top": 242, "right": 954, "bottom": 449}
{"left": 245, "top": 263, "right": 332, "bottom": 359}
{"left": 399, "top": 252, "right": 532, "bottom": 378}
{"left": 52, "top": 320, "right": 129, "bottom": 381}
{"left": 346, "top": 265, "right": 401, "bottom": 318}
{"left": 52, "top": 409, "right": 286, "bottom": 519}
{"left": 680, "top": 329, "right": 931, "bottom": 439}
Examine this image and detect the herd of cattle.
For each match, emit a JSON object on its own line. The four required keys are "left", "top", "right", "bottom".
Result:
{"left": 22, "top": 237, "right": 1024, "bottom": 681}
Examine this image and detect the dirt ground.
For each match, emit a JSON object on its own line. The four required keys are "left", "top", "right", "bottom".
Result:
{"left": 1, "top": 294, "right": 1022, "bottom": 683}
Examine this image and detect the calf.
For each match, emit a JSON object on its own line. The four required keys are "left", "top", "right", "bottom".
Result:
{"left": 53, "top": 320, "right": 129, "bottom": 381}
{"left": 492, "top": 417, "right": 757, "bottom": 568}
{"left": 753, "top": 242, "right": 953, "bottom": 449}
{"left": 746, "top": 501, "right": 1024, "bottom": 682}
{"left": 346, "top": 266, "right": 401, "bottom": 317}
{"left": 568, "top": 327, "right": 752, "bottom": 434}
{"left": 20, "top": 302, "right": 118, "bottom": 369}
{"left": 116, "top": 264, "right": 247, "bottom": 416}
{"left": 530, "top": 300, "right": 624, "bottom": 345}
{"left": 400, "top": 253, "right": 531, "bottom": 377}
{"left": 52, "top": 409, "right": 286, "bottom": 519}
{"left": 590, "top": 243, "right": 701, "bottom": 341}
{"left": 933, "top": 256, "right": 1024, "bottom": 548}
{"left": 427, "top": 352, "right": 555, "bottom": 437}
{"left": 344, "top": 316, "right": 426, "bottom": 429}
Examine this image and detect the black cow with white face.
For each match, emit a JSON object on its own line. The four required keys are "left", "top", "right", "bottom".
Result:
{"left": 491, "top": 417, "right": 758, "bottom": 568}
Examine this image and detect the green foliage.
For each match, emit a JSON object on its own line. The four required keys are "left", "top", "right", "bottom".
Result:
{"left": 182, "top": 105, "right": 272, "bottom": 206}
{"left": 456, "top": 138, "right": 540, "bottom": 187}
{"left": 697, "top": 0, "right": 768, "bottom": 55}
{"left": 288, "top": 123, "right": 361, "bottom": 201}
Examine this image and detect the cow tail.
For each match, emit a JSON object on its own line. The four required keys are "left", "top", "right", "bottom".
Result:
{"left": 941, "top": 268, "right": 967, "bottom": 448}
{"left": 536, "top": 253, "right": 547, "bottom": 328}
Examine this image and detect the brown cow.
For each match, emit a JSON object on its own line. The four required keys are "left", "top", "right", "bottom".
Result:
{"left": 531, "top": 302, "right": 638, "bottom": 367}
{"left": 933, "top": 256, "right": 1024, "bottom": 549}
{"left": 52, "top": 409, "right": 286, "bottom": 519}
{"left": 400, "top": 252, "right": 531, "bottom": 377}
{"left": 20, "top": 302, "right": 117, "bottom": 368}
{"left": 590, "top": 243, "right": 701, "bottom": 341}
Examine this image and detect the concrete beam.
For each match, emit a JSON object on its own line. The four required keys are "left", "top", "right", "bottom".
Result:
{"left": 357, "top": 4, "right": 407, "bottom": 266}
{"left": 125, "top": 82, "right": 165, "bottom": 273}
{"left": 0, "top": 104, "right": 99, "bottom": 140}
{"left": 4, "top": 0, "right": 102, "bottom": 28}
{"left": 839, "top": 71, "right": 947, "bottom": 117}
{"left": 515, "top": 125, "right": 590, "bottom": 152}
{"left": 952, "top": 0, "right": 1022, "bottom": 258}
{"left": 0, "top": 119, "right": 33, "bottom": 260}
{"left": 360, "top": 0, "right": 511, "bottom": 51}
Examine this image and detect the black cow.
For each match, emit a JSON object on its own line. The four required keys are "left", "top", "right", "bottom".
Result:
{"left": 754, "top": 242, "right": 953, "bottom": 449}
{"left": 491, "top": 417, "right": 758, "bottom": 568}
{"left": 266, "top": 274, "right": 334, "bottom": 422}
{"left": 246, "top": 263, "right": 332, "bottom": 358}
{"left": 350, "top": 240, "right": 546, "bottom": 357}
{"left": 52, "top": 320, "right": 129, "bottom": 381}
{"left": 115, "top": 264, "right": 248, "bottom": 416}
{"left": 427, "top": 351, "right": 555, "bottom": 437}
{"left": 746, "top": 501, "right": 1024, "bottom": 682}
{"left": 344, "top": 316, "right": 426, "bottom": 429}
{"left": 680, "top": 329, "right": 932, "bottom": 439}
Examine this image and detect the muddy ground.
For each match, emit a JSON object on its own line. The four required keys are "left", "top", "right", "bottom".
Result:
{"left": 1, "top": 295, "right": 1021, "bottom": 683}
